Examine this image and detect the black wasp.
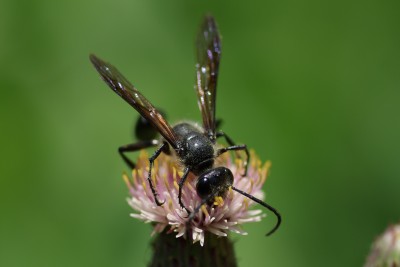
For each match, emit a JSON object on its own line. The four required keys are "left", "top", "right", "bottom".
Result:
{"left": 90, "top": 15, "right": 281, "bottom": 236}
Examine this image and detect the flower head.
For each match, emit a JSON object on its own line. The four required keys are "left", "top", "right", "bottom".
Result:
{"left": 124, "top": 150, "right": 271, "bottom": 246}
{"left": 364, "top": 223, "right": 400, "bottom": 267}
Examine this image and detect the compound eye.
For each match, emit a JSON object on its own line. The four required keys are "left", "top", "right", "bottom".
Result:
{"left": 196, "top": 174, "right": 213, "bottom": 200}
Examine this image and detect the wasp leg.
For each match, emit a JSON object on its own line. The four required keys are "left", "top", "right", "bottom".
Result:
{"left": 216, "top": 131, "right": 250, "bottom": 176}
{"left": 178, "top": 167, "right": 191, "bottom": 215}
{"left": 147, "top": 142, "right": 168, "bottom": 206}
{"left": 216, "top": 130, "right": 235, "bottom": 146}
{"left": 118, "top": 140, "right": 159, "bottom": 169}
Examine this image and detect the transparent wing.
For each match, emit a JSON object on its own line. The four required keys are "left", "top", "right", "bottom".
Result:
{"left": 195, "top": 15, "right": 221, "bottom": 142}
{"left": 90, "top": 54, "right": 178, "bottom": 148}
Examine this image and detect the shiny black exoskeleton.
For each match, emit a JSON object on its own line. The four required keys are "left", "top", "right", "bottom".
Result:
{"left": 196, "top": 167, "right": 233, "bottom": 201}
{"left": 90, "top": 15, "right": 281, "bottom": 236}
{"left": 134, "top": 114, "right": 159, "bottom": 141}
{"left": 173, "top": 123, "right": 215, "bottom": 174}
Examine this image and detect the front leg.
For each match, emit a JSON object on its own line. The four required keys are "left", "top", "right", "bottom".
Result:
{"left": 178, "top": 167, "right": 191, "bottom": 215}
{"left": 147, "top": 142, "right": 168, "bottom": 206}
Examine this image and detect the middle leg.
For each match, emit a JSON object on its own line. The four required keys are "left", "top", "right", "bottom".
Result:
{"left": 216, "top": 131, "right": 250, "bottom": 176}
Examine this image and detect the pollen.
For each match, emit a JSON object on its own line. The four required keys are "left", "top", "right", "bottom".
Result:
{"left": 214, "top": 196, "right": 224, "bottom": 206}
{"left": 201, "top": 205, "right": 209, "bottom": 217}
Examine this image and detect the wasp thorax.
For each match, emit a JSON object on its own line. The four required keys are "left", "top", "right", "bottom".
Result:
{"left": 196, "top": 167, "right": 234, "bottom": 200}
{"left": 173, "top": 123, "right": 215, "bottom": 174}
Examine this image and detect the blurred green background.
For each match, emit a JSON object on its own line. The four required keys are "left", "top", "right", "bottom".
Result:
{"left": 1, "top": 0, "right": 400, "bottom": 266}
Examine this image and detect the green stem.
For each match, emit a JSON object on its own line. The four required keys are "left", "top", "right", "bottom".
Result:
{"left": 149, "top": 232, "right": 237, "bottom": 267}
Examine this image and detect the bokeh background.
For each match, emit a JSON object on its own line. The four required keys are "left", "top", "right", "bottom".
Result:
{"left": 1, "top": 0, "right": 400, "bottom": 266}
